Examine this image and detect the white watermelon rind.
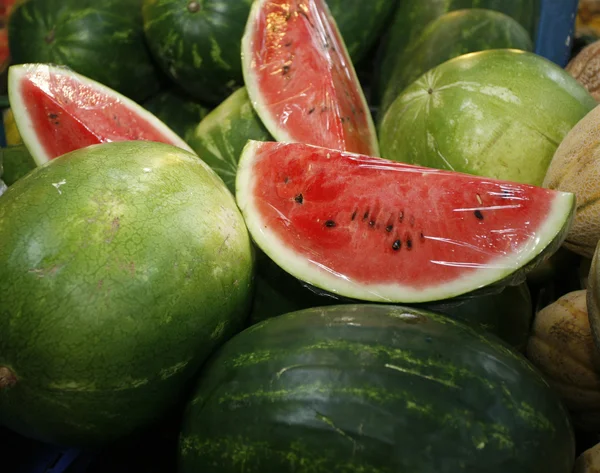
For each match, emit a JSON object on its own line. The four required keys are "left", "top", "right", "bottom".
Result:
{"left": 236, "top": 140, "right": 576, "bottom": 303}
{"left": 8, "top": 63, "right": 196, "bottom": 167}
{"left": 241, "top": 0, "right": 380, "bottom": 157}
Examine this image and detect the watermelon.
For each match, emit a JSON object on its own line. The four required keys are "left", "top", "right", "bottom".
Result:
{"left": 178, "top": 304, "right": 575, "bottom": 473}
{"left": 0, "top": 140, "right": 254, "bottom": 446}
{"left": 421, "top": 283, "right": 533, "bottom": 351}
{"left": 325, "top": 0, "right": 398, "bottom": 65}
{"left": 375, "top": 0, "right": 540, "bottom": 102}
{"left": 0, "top": 144, "right": 35, "bottom": 185}
{"left": 8, "top": 63, "right": 194, "bottom": 166}
{"left": 187, "top": 87, "right": 271, "bottom": 193}
{"left": 379, "top": 50, "right": 596, "bottom": 186}
{"left": 250, "top": 251, "right": 533, "bottom": 349}
{"left": 8, "top": 0, "right": 161, "bottom": 103}
{"left": 241, "top": 0, "right": 379, "bottom": 156}
{"left": 379, "top": 9, "right": 534, "bottom": 120}
{"left": 143, "top": 89, "right": 211, "bottom": 143}
{"left": 141, "top": 0, "right": 252, "bottom": 105}
{"left": 236, "top": 140, "right": 575, "bottom": 303}
{"left": 249, "top": 249, "right": 341, "bottom": 325}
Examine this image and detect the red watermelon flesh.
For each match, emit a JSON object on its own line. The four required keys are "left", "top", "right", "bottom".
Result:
{"left": 241, "top": 0, "right": 379, "bottom": 156}
{"left": 236, "top": 141, "right": 575, "bottom": 303}
{"left": 8, "top": 64, "right": 194, "bottom": 165}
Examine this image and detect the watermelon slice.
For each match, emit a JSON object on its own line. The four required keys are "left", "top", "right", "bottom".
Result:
{"left": 8, "top": 63, "right": 194, "bottom": 166}
{"left": 241, "top": 0, "right": 379, "bottom": 156}
{"left": 236, "top": 141, "right": 575, "bottom": 303}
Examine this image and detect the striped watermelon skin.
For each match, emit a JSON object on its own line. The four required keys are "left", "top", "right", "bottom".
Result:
{"left": 179, "top": 305, "right": 575, "bottom": 473}
{"left": 375, "top": 0, "right": 539, "bottom": 103}
{"left": 378, "top": 8, "right": 534, "bottom": 121}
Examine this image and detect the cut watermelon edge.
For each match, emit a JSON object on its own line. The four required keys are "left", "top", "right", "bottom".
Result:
{"left": 7, "top": 63, "right": 196, "bottom": 167}
{"left": 236, "top": 140, "right": 576, "bottom": 303}
{"left": 240, "top": 0, "right": 380, "bottom": 157}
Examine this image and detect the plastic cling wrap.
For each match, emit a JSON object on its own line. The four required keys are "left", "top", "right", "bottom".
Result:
{"left": 235, "top": 141, "right": 575, "bottom": 304}
{"left": 7, "top": 63, "right": 193, "bottom": 165}
{"left": 241, "top": 0, "right": 379, "bottom": 156}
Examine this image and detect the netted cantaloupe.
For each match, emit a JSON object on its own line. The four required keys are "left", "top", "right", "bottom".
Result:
{"left": 544, "top": 105, "right": 600, "bottom": 258}
{"left": 575, "top": 442, "right": 600, "bottom": 472}
{"left": 527, "top": 290, "right": 600, "bottom": 431}
{"left": 567, "top": 40, "right": 600, "bottom": 101}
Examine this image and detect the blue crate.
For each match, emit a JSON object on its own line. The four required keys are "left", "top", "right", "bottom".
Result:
{"left": 0, "top": 427, "right": 94, "bottom": 473}
{"left": 536, "top": 0, "right": 580, "bottom": 67}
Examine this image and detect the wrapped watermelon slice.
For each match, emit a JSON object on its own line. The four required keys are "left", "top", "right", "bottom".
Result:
{"left": 8, "top": 63, "right": 194, "bottom": 166}
{"left": 241, "top": 0, "right": 379, "bottom": 156}
{"left": 236, "top": 141, "right": 575, "bottom": 303}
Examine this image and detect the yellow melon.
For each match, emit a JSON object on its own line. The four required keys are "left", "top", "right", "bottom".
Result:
{"left": 567, "top": 40, "right": 600, "bottom": 101}
{"left": 527, "top": 289, "right": 600, "bottom": 430}
{"left": 544, "top": 105, "right": 600, "bottom": 258}
{"left": 575, "top": 442, "right": 600, "bottom": 473}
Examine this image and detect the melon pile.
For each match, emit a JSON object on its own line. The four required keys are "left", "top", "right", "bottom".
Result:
{"left": 3, "top": 0, "right": 600, "bottom": 472}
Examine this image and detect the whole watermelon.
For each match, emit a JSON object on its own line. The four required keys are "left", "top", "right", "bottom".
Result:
{"left": 8, "top": 0, "right": 162, "bottom": 103}
{"left": 0, "top": 140, "right": 254, "bottom": 446}
{"left": 375, "top": 0, "right": 540, "bottom": 103}
{"left": 379, "top": 50, "right": 596, "bottom": 186}
{"left": 142, "top": 0, "right": 398, "bottom": 104}
{"left": 187, "top": 87, "right": 271, "bottom": 193}
{"left": 179, "top": 304, "right": 575, "bottom": 473}
{"left": 379, "top": 8, "right": 533, "bottom": 119}
{"left": 143, "top": 88, "right": 211, "bottom": 143}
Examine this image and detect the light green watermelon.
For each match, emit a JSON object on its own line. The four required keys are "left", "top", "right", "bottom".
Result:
{"left": 0, "top": 140, "right": 254, "bottom": 447}
{"left": 379, "top": 50, "right": 596, "bottom": 186}
{"left": 379, "top": 8, "right": 534, "bottom": 120}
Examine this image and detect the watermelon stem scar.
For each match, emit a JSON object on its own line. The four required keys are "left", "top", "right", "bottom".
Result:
{"left": 187, "top": 1, "right": 200, "bottom": 13}
{"left": 0, "top": 366, "right": 17, "bottom": 389}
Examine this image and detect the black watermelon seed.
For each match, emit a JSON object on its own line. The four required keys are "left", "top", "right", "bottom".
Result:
{"left": 369, "top": 220, "right": 376, "bottom": 227}
{"left": 392, "top": 240, "right": 401, "bottom": 251}
{"left": 282, "top": 65, "right": 291, "bottom": 75}
{"left": 308, "top": 107, "right": 315, "bottom": 114}
{"left": 474, "top": 210, "right": 484, "bottom": 220}
{"left": 420, "top": 232, "right": 425, "bottom": 240}
{"left": 386, "top": 225, "right": 393, "bottom": 232}
{"left": 284, "top": 176, "right": 289, "bottom": 184}
{"left": 48, "top": 113, "right": 58, "bottom": 119}
{"left": 351, "top": 210, "right": 357, "bottom": 221}
{"left": 406, "top": 239, "right": 413, "bottom": 250}
{"left": 294, "top": 194, "right": 303, "bottom": 204}
{"left": 325, "top": 220, "right": 336, "bottom": 228}
{"left": 363, "top": 211, "right": 369, "bottom": 221}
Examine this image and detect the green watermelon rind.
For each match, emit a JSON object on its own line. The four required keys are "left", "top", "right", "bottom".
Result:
{"left": 378, "top": 8, "right": 534, "bottom": 121}
{"left": 187, "top": 87, "right": 271, "bottom": 194}
{"left": 8, "top": 63, "right": 195, "bottom": 167}
{"left": 241, "top": 0, "right": 380, "bottom": 156}
{"left": 236, "top": 140, "right": 576, "bottom": 303}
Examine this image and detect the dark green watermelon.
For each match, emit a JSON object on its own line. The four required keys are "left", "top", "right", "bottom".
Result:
{"left": 143, "top": 89, "right": 211, "bottom": 143}
{"left": 379, "top": 8, "right": 533, "bottom": 120}
{"left": 142, "top": 0, "right": 398, "bottom": 105}
{"left": 375, "top": 0, "right": 540, "bottom": 103}
{"left": 421, "top": 283, "right": 533, "bottom": 351}
{"left": 187, "top": 87, "right": 271, "bottom": 193}
{"left": 179, "top": 304, "right": 575, "bottom": 473}
{"left": 250, "top": 251, "right": 532, "bottom": 350}
{"left": 0, "top": 144, "right": 35, "bottom": 186}
{"left": 325, "top": 0, "right": 398, "bottom": 64}
{"left": 8, "top": 0, "right": 162, "bottom": 103}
